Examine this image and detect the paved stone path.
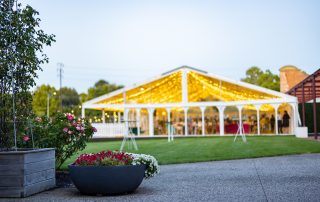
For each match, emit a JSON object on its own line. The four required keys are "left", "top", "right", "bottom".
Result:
{"left": 3, "top": 154, "right": 320, "bottom": 202}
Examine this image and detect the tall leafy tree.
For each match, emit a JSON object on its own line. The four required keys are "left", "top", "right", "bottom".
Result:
{"left": 0, "top": 0, "right": 55, "bottom": 148}
{"left": 241, "top": 66, "right": 280, "bottom": 91}
{"left": 61, "top": 87, "right": 79, "bottom": 107}
{"left": 86, "top": 80, "right": 123, "bottom": 101}
{"left": 60, "top": 87, "right": 80, "bottom": 115}
{"left": 81, "top": 80, "right": 123, "bottom": 121}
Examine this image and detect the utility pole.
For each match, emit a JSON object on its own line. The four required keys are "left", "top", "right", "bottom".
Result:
{"left": 57, "top": 63, "right": 64, "bottom": 112}
{"left": 47, "top": 92, "right": 56, "bottom": 118}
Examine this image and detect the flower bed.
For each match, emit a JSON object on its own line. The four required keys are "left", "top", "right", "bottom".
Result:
{"left": 75, "top": 151, "right": 133, "bottom": 166}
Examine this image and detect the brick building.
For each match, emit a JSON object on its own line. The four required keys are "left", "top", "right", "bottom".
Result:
{"left": 279, "top": 65, "right": 309, "bottom": 93}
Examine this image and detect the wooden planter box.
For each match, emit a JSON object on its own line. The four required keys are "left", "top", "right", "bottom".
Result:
{"left": 0, "top": 148, "right": 55, "bottom": 197}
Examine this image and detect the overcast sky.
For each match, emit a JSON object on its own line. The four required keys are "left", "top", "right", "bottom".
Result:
{"left": 21, "top": 0, "right": 320, "bottom": 93}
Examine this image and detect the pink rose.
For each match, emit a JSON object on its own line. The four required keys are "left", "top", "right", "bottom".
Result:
{"left": 65, "top": 113, "right": 74, "bottom": 121}
{"left": 68, "top": 131, "right": 73, "bottom": 135}
{"left": 23, "top": 135, "right": 30, "bottom": 142}
{"left": 63, "top": 128, "right": 68, "bottom": 133}
{"left": 92, "top": 127, "right": 97, "bottom": 132}
{"left": 76, "top": 125, "right": 84, "bottom": 131}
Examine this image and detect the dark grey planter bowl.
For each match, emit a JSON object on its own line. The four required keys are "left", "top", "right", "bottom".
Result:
{"left": 68, "top": 164, "right": 146, "bottom": 195}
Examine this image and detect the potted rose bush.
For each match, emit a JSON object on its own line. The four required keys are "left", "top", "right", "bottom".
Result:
{"left": 24, "top": 112, "right": 96, "bottom": 169}
{"left": 17, "top": 112, "right": 96, "bottom": 189}
{"left": 69, "top": 150, "right": 160, "bottom": 195}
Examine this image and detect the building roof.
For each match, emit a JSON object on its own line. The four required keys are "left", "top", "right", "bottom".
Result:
{"left": 83, "top": 66, "right": 296, "bottom": 109}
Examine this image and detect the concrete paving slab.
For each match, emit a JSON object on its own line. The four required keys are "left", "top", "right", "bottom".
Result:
{"left": 254, "top": 154, "right": 320, "bottom": 202}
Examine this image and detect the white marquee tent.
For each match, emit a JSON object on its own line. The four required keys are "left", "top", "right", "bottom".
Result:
{"left": 82, "top": 66, "right": 299, "bottom": 137}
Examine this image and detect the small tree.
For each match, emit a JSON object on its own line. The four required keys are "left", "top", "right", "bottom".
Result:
{"left": 241, "top": 66, "right": 280, "bottom": 91}
{"left": 60, "top": 87, "right": 80, "bottom": 114}
{"left": 86, "top": 79, "right": 123, "bottom": 101}
{"left": 0, "top": 0, "right": 55, "bottom": 148}
{"left": 83, "top": 79, "right": 123, "bottom": 121}
{"left": 32, "top": 84, "right": 59, "bottom": 117}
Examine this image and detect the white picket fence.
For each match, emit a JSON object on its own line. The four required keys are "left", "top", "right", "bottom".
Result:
{"left": 91, "top": 123, "right": 126, "bottom": 138}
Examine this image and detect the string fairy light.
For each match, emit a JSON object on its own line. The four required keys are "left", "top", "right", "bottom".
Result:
{"left": 94, "top": 70, "right": 278, "bottom": 112}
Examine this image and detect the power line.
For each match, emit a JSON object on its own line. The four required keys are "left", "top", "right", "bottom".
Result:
{"left": 57, "top": 63, "right": 64, "bottom": 111}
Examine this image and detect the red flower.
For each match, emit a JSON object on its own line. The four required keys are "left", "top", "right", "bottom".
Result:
{"left": 73, "top": 150, "right": 133, "bottom": 166}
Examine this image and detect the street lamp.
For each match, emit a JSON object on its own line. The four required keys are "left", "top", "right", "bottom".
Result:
{"left": 47, "top": 92, "right": 56, "bottom": 118}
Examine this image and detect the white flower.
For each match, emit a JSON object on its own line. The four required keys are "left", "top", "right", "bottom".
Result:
{"left": 126, "top": 152, "right": 160, "bottom": 179}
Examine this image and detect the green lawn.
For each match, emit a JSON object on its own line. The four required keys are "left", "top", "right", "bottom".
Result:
{"left": 60, "top": 136, "right": 320, "bottom": 170}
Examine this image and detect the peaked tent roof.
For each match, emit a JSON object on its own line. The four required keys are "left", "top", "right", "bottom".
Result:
{"left": 83, "top": 66, "right": 296, "bottom": 107}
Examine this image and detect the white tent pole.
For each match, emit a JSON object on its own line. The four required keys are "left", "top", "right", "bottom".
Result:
{"left": 290, "top": 103, "right": 297, "bottom": 135}
{"left": 167, "top": 108, "right": 171, "bottom": 141}
{"left": 137, "top": 108, "right": 141, "bottom": 136}
{"left": 295, "top": 103, "right": 301, "bottom": 126}
{"left": 237, "top": 106, "right": 243, "bottom": 135}
{"left": 184, "top": 107, "right": 188, "bottom": 136}
{"left": 200, "top": 106, "right": 205, "bottom": 136}
{"left": 255, "top": 105, "right": 260, "bottom": 135}
{"left": 102, "top": 110, "right": 105, "bottom": 123}
{"left": 218, "top": 106, "right": 225, "bottom": 136}
{"left": 274, "top": 104, "right": 279, "bottom": 135}
{"left": 148, "top": 108, "right": 154, "bottom": 136}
